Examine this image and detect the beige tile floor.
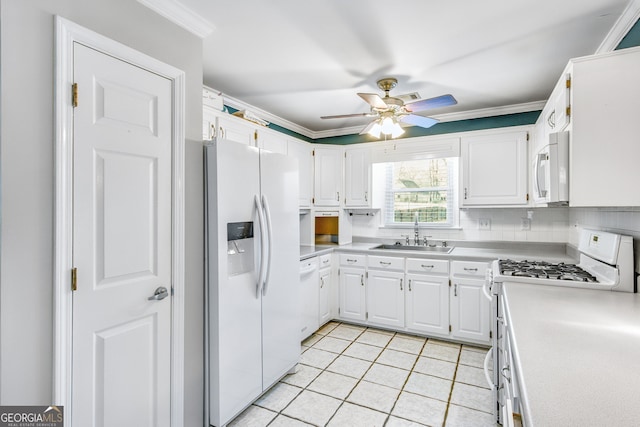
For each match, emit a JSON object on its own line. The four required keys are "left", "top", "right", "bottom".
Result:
{"left": 228, "top": 321, "right": 497, "bottom": 427}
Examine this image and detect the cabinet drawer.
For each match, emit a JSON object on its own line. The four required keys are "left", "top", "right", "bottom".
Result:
{"left": 406, "top": 258, "right": 449, "bottom": 275}
{"left": 367, "top": 255, "right": 404, "bottom": 271}
{"left": 451, "top": 260, "right": 489, "bottom": 277}
{"left": 319, "top": 254, "right": 332, "bottom": 269}
{"left": 340, "top": 254, "right": 366, "bottom": 267}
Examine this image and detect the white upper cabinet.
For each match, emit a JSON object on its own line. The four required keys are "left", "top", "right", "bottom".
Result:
{"left": 257, "top": 128, "right": 288, "bottom": 155}
{"left": 565, "top": 47, "right": 640, "bottom": 206}
{"left": 313, "top": 146, "right": 344, "bottom": 207}
{"left": 461, "top": 128, "right": 529, "bottom": 206}
{"left": 287, "top": 139, "right": 313, "bottom": 208}
{"left": 216, "top": 114, "right": 258, "bottom": 146}
{"left": 344, "top": 148, "right": 371, "bottom": 207}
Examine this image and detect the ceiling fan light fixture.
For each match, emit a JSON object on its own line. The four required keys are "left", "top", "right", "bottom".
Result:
{"left": 381, "top": 116, "right": 396, "bottom": 134}
{"left": 391, "top": 122, "right": 405, "bottom": 138}
{"left": 368, "top": 122, "right": 382, "bottom": 138}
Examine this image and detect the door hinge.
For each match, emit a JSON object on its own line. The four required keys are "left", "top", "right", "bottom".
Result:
{"left": 366, "top": 271, "right": 369, "bottom": 278}
{"left": 566, "top": 105, "right": 571, "bottom": 117}
{"left": 71, "top": 267, "right": 78, "bottom": 291}
{"left": 254, "top": 130, "right": 258, "bottom": 141}
{"left": 526, "top": 132, "right": 530, "bottom": 141}
{"left": 366, "top": 312, "right": 368, "bottom": 320}
{"left": 338, "top": 307, "right": 340, "bottom": 315}
{"left": 566, "top": 77, "right": 571, "bottom": 89}
{"left": 526, "top": 193, "right": 530, "bottom": 201}
{"left": 312, "top": 150, "right": 315, "bottom": 156}
{"left": 490, "top": 331, "right": 493, "bottom": 339}
{"left": 449, "top": 325, "right": 452, "bottom": 332}
{"left": 72, "top": 83, "right": 78, "bottom": 108}
{"left": 448, "top": 279, "right": 451, "bottom": 287}
{"left": 312, "top": 197, "right": 315, "bottom": 204}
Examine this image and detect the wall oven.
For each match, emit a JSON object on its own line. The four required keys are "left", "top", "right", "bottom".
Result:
{"left": 484, "top": 228, "right": 635, "bottom": 425}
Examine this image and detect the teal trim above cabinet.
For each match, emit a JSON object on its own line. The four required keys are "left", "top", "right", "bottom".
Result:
{"left": 313, "top": 111, "right": 541, "bottom": 145}
{"left": 616, "top": 18, "right": 640, "bottom": 50}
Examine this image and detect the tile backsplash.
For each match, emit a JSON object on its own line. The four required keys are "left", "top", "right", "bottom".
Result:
{"left": 351, "top": 207, "right": 570, "bottom": 243}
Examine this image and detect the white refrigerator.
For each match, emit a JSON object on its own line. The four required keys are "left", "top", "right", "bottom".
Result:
{"left": 205, "top": 139, "right": 300, "bottom": 427}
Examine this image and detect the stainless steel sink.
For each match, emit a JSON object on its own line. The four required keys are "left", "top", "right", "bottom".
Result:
{"left": 372, "top": 244, "right": 454, "bottom": 254}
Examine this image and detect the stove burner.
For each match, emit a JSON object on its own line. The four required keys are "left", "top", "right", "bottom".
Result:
{"left": 499, "top": 259, "right": 598, "bottom": 283}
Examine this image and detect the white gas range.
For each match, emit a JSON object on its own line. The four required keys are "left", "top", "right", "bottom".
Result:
{"left": 485, "top": 228, "right": 636, "bottom": 426}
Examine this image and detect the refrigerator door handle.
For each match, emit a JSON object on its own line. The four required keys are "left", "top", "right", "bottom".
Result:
{"left": 254, "top": 195, "right": 267, "bottom": 298}
{"left": 261, "top": 194, "right": 273, "bottom": 296}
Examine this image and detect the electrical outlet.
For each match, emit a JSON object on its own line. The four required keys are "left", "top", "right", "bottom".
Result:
{"left": 520, "top": 218, "right": 531, "bottom": 231}
{"left": 478, "top": 218, "right": 491, "bottom": 230}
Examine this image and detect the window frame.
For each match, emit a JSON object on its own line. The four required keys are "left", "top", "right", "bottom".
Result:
{"left": 375, "top": 157, "right": 460, "bottom": 229}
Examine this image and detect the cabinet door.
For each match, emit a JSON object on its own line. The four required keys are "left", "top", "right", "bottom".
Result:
{"left": 314, "top": 147, "right": 343, "bottom": 206}
{"left": 338, "top": 267, "right": 366, "bottom": 322}
{"left": 344, "top": 148, "right": 371, "bottom": 207}
{"left": 405, "top": 273, "right": 449, "bottom": 336}
{"left": 217, "top": 115, "right": 257, "bottom": 146}
{"left": 258, "top": 129, "right": 288, "bottom": 155}
{"left": 319, "top": 268, "right": 331, "bottom": 325}
{"left": 461, "top": 130, "right": 529, "bottom": 206}
{"left": 203, "top": 106, "right": 218, "bottom": 140}
{"left": 367, "top": 270, "right": 405, "bottom": 328}
{"left": 287, "top": 139, "right": 313, "bottom": 208}
{"left": 450, "top": 278, "right": 490, "bottom": 344}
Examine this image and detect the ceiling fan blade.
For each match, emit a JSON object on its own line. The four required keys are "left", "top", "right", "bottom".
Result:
{"left": 400, "top": 114, "right": 439, "bottom": 129}
{"left": 320, "top": 112, "right": 373, "bottom": 119}
{"left": 405, "top": 94, "right": 457, "bottom": 113}
{"left": 357, "top": 93, "right": 388, "bottom": 109}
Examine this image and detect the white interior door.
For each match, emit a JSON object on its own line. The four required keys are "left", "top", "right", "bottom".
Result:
{"left": 72, "top": 43, "right": 172, "bottom": 427}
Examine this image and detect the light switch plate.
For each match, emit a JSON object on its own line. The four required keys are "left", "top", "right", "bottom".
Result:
{"left": 478, "top": 218, "right": 491, "bottom": 230}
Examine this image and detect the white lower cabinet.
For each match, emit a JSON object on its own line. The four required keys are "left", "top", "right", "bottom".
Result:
{"left": 338, "top": 254, "right": 367, "bottom": 323}
{"left": 367, "top": 269, "right": 405, "bottom": 329}
{"left": 318, "top": 254, "right": 332, "bottom": 326}
{"left": 331, "top": 254, "right": 491, "bottom": 345}
{"left": 405, "top": 258, "right": 450, "bottom": 337}
{"left": 450, "top": 261, "right": 491, "bottom": 344}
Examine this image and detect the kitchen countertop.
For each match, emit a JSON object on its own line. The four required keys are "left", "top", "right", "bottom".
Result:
{"left": 503, "top": 283, "right": 640, "bottom": 426}
{"left": 300, "top": 242, "right": 575, "bottom": 264}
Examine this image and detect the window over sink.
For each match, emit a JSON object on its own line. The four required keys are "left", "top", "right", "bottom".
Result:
{"left": 373, "top": 157, "right": 459, "bottom": 228}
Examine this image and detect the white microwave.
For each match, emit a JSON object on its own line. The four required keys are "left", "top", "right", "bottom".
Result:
{"left": 533, "top": 131, "right": 569, "bottom": 205}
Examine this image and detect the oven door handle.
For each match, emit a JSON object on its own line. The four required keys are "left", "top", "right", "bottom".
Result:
{"left": 482, "top": 276, "right": 493, "bottom": 302}
{"left": 483, "top": 348, "right": 496, "bottom": 390}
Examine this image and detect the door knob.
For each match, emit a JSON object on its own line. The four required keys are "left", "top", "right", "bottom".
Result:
{"left": 148, "top": 286, "right": 169, "bottom": 301}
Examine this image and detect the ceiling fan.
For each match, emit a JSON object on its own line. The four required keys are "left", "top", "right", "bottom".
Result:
{"left": 321, "top": 77, "right": 457, "bottom": 138}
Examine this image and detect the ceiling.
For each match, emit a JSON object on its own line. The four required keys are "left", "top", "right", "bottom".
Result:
{"left": 175, "top": 0, "right": 632, "bottom": 137}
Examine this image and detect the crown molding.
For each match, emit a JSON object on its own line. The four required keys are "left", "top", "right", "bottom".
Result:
{"left": 596, "top": 0, "right": 640, "bottom": 53}
{"left": 211, "top": 88, "right": 317, "bottom": 138}
{"left": 137, "top": 0, "right": 215, "bottom": 39}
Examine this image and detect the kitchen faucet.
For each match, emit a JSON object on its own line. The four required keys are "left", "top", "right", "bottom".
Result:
{"left": 414, "top": 212, "right": 420, "bottom": 245}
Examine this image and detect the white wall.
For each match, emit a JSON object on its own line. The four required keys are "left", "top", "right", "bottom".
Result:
{"left": 0, "top": 0, "right": 204, "bottom": 424}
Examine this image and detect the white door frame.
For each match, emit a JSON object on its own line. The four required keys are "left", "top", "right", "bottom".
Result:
{"left": 53, "top": 16, "right": 185, "bottom": 426}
